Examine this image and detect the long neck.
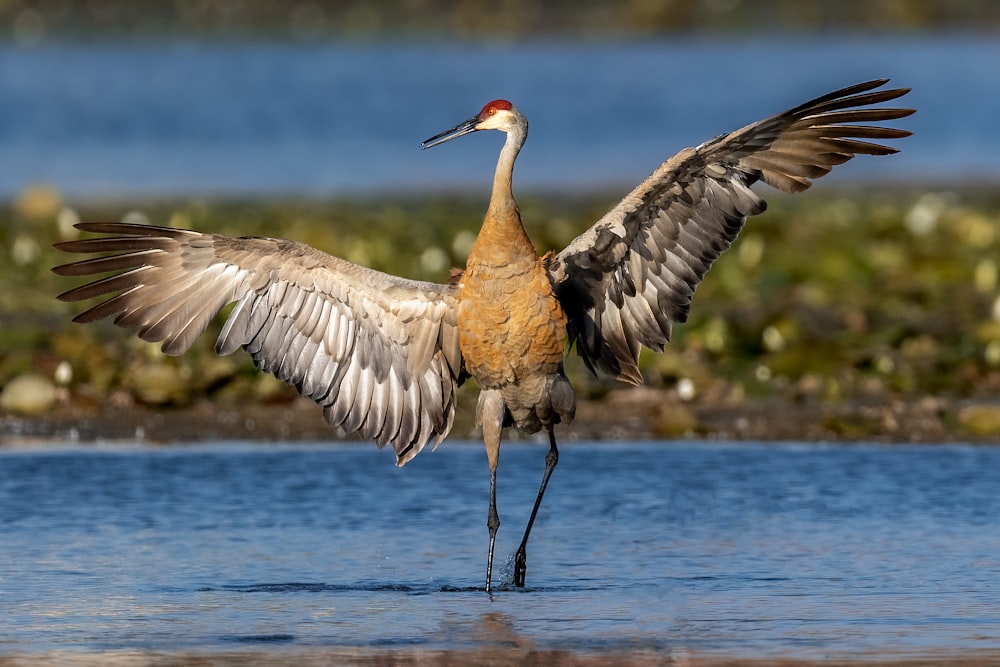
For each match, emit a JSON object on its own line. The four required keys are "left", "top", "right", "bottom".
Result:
{"left": 486, "top": 122, "right": 526, "bottom": 221}
{"left": 472, "top": 122, "right": 535, "bottom": 265}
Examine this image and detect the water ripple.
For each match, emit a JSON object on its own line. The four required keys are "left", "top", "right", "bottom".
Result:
{"left": 2, "top": 441, "right": 999, "bottom": 659}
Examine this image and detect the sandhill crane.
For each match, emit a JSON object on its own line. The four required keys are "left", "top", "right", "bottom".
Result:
{"left": 54, "top": 79, "right": 913, "bottom": 592}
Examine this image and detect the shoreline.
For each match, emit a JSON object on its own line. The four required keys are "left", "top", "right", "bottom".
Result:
{"left": 6, "top": 188, "right": 1000, "bottom": 449}
{"left": 2, "top": 388, "right": 995, "bottom": 447}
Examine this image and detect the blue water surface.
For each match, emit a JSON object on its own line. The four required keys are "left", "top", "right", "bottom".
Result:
{"left": 0, "top": 36, "right": 993, "bottom": 199}
{"left": 1, "top": 440, "right": 999, "bottom": 659}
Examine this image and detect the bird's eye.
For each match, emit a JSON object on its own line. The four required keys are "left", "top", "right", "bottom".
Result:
{"left": 488, "top": 108, "right": 496, "bottom": 115}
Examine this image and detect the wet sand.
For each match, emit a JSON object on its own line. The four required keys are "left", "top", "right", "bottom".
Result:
{"left": 4, "top": 648, "right": 1000, "bottom": 666}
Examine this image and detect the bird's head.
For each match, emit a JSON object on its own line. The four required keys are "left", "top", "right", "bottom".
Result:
{"left": 421, "top": 100, "right": 525, "bottom": 149}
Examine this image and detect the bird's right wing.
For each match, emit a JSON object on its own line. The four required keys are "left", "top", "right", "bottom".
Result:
{"left": 546, "top": 79, "right": 913, "bottom": 384}
{"left": 54, "top": 222, "right": 464, "bottom": 465}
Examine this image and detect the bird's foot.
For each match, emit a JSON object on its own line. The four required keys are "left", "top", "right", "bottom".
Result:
{"left": 513, "top": 547, "right": 527, "bottom": 587}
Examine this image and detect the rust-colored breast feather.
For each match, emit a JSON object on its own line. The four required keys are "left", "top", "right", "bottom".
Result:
{"left": 458, "top": 253, "right": 566, "bottom": 390}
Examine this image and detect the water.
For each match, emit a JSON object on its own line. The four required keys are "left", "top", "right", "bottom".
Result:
{"left": 0, "top": 37, "right": 995, "bottom": 200}
{"left": 2, "top": 440, "right": 999, "bottom": 661}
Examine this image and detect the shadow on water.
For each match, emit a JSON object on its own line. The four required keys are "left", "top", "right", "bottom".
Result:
{"left": 200, "top": 580, "right": 609, "bottom": 594}
{"left": 203, "top": 575, "right": 849, "bottom": 594}
{"left": 204, "top": 581, "right": 479, "bottom": 594}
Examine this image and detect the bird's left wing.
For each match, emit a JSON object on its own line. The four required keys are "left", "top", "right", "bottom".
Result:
{"left": 546, "top": 79, "right": 913, "bottom": 384}
{"left": 54, "top": 222, "right": 464, "bottom": 465}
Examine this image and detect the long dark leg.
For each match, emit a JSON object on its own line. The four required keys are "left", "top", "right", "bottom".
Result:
{"left": 485, "top": 467, "right": 500, "bottom": 593}
{"left": 513, "top": 427, "right": 559, "bottom": 588}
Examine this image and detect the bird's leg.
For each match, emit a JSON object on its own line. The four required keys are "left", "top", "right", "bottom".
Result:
{"left": 486, "top": 466, "right": 500, "bottom": 593}
{"left": 478, "top": 389, "right": 505, "bottom": 593}
{"left": 513, "top": 427, "right": 559, "bottom": 588}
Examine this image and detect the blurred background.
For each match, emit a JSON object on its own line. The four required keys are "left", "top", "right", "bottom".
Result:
{"left": 2, "top": 0, "right": 999, "bottom": 442}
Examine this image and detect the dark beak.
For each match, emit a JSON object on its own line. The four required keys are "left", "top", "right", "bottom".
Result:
{"left": 421, "top": 115, "right": 480, "bottom": 149}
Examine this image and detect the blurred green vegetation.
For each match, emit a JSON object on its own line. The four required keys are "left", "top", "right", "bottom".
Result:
{"left": 3, "top": 185, "right": 1000, "bottom": 427}
{"left": 2, "top": 0, "right": 998, "bottom": 44}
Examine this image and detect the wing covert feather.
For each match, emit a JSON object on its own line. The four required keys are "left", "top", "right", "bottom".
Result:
{"left": 548, "top": 79, "right": 913, "bottom": 384}
{"left": 54, "top": 222, "right": 464, "bottom": 465}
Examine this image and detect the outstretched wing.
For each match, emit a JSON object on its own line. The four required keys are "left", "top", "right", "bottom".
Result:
{"left": 54, "top": 222, "right": 465, "bottom": 465}
{"left": 546, "top": 79, "right": 914, "bottom": 384}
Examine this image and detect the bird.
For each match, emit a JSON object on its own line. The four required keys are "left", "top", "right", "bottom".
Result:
{"left": 53, "top": 79, "right": 913, "bottom": 592}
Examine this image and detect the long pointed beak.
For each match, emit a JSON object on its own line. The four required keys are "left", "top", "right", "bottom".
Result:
{"left": 421, "top": 115, "right": 480, "bottom": 149}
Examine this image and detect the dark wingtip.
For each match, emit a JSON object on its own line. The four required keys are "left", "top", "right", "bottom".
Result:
{"left": 51, "top": 261, "right": 79, "bottom": 276}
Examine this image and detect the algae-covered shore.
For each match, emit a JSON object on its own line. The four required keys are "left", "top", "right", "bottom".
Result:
{"left": 3, "top": 186, "right": 1000, "bottom": 445}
